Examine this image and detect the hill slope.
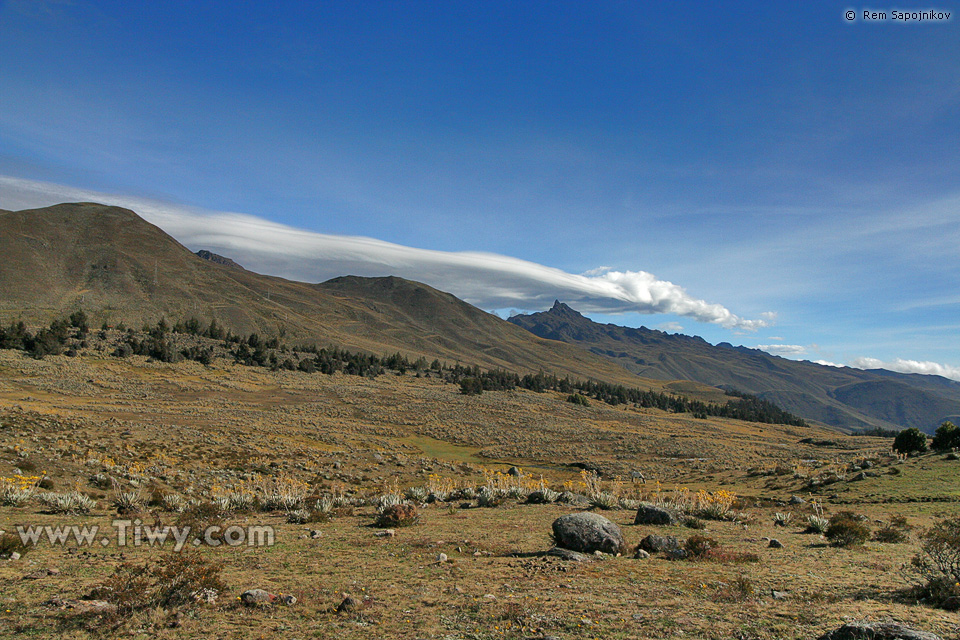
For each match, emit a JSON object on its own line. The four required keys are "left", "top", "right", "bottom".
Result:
{"left": 509, "top": 301, "right": 960, "bottom": 432}
{"left": 0, "top": 202, "right": 662, "bottom": 388}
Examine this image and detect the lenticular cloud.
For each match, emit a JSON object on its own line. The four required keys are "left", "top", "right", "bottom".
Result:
{"left": 1, "top": 175, "right": 772, "bottom": 331}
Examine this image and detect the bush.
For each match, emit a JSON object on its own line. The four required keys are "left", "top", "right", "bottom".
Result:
{"left": 893, "top": 428, "right": 928, "bottom": 454}
{"left": 932, "top": 421, "right": 960, "bottom": 452}
{"left": 0, "top": 532, "right": 28, "bottom": 559}
{"left": 459, "top": 377, "right": 483, "bottom": 396}
{"left": 910, "top": 517, "right": 960, "bottom": 607}
{"left": 374, "top": 503, "right": 419, "bottom": 528}
{"left": 566, "top": 393, "right": 590, "bottom": 407}
{"left": 873, "top": 515, "right": 911, "bottom": 543}
{"left": 825, "top": 511, "right": 871, "bottom": 547}
{"left": 89, "top": 550, "right": 226, "bottom": 613}
{"left": 685, "top": 535, "right": 719, "bottom": 558}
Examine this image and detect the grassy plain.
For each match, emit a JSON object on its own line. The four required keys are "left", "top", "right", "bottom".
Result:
{"left": 1, "top": 350, "right": 958, "bottom": 639}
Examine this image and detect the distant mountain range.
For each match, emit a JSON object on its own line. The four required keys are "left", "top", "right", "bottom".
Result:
{"left": 509, "top": 301, "right": 960, "bottom": 433}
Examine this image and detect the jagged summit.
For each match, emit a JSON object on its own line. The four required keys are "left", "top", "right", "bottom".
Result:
{"left": 195, "top": 250, "right": 245, "bottom": 271}
{"left": 510, "top": 302, "right": 960, "bottom": 433}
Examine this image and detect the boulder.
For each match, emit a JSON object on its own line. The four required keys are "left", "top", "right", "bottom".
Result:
{"left": 633, "top": 503, "right": 678, "bottom": 526}
{"left": 638, "top": 534, "right": 681, "bottom": 553}
{"left": 552, "top": 512, "right": 625, "bottom": 555}
{"left": 546, "top": 546, "right": 593, "bottom": 562}
{"left": 817, "top": 622, "right": 942, "bottom": 640}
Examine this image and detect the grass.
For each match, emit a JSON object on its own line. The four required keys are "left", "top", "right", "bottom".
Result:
{"left": 0, "top": 349, "right": 958, "bottom": 639}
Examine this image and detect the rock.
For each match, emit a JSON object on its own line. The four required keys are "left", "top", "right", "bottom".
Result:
{"left": 638, "top": 534, "right": 681, "bottom": 553}
{"left": 526, "top": 489, "right": 555, "bottom": 504}
{"left": 8, "top": 552, "right": 21, "bottom": 561}
{"left": 46, "top": 596, "right": 117, "bottom": 615}
{"left": 552, "top": 512, "right": 626, "bottom": 554}
{"left": 240, "top": 589, "right": 276, "bottom": 606}
{"left": 634, "top": 548, "right": 650, "bottom": 559}
{"left": 665, "top": 548, "right": 689, "bottom": 560}
{"left": 374, "top": 529, "right": 395, "bottom": 538}
{"left": 771, "top": 590, "right": 789, "bottom": 600}
{"left": 940, "top": 595, "right": 960, "bottom": 611}
{"left": 789, "top": 495, "right": 805, "bottom": 504}
{"left": 507, "top": 466, "right": 522, "bottom": 477}
{"left": 556, "top": 491, "right": 591, "bottom": 507}
{"left": 633, "top": 502, "right": 678, "bottom": 526}
{"left": 546, "top": 546, "right": 592, "bottom": 562}
{"left": 817, "top": 622, "right": 942, "bottom": 640}
{"left": 310, "top": 530, "right": 323, "bottom": 539}
{"left": 437, "top": 553, "right": 448, "bottom": 563}
{"left": 769, "top": 539, "right": 784, "bottom": 548}
{"left": 337, "top": 596, "right": 360, "bottom": 614}
{"left": 279, "top": 594, "right": 297, "bottom": 605}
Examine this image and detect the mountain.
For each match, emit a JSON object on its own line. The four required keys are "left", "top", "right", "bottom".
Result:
{"left": 509, "top": 301, "right": 960, "bottom": 432}
{"left": 0, "top": 203, "right": 664, "bottom": 389}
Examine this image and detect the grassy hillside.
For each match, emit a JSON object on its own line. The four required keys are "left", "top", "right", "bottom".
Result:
{"left": 0, "top": 203, "right": 670, "bottom": 389}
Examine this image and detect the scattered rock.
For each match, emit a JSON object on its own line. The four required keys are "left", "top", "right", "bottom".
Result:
{"left": 638, "top": 534, "right": 681, "bottom": 553}
{"left": 310, "top": 530, "right": 323, "bottom": 539}
{"left": 240, "top": 589, "right": 275, "bottom": 606}
{"left": 817, "top": 622, "right": 942, "bottom": 640}
{"left": 437, "top": 552, "right": 448, "bottom": 563}
{"left": 633, "top": 503, "right": 678, "bottom": 526}
{"left": 556, "top": 491, "right": 591, "bottom": 507}
{"left": 771, "top": 590, "right": 789, "bottom": 600}
{"left": 634, "top": 548, "right": 650, "bottom": 559}
{"left": 45, "top": 596, "right": 117, "bottom": 615}
{"left": 769, "top": 539, "right": 784, "bottom": 548}
{"left": 552, "top": 512, "right": 626, "bottom": 554}
{"left": 22, "top": 568, "right": 59, "bottom": 580}
{"left": 336, "top": 596, "right": 360, "bottom": 614}
{"left": 8, "top": 552, "right": 21, "bottom": 561}
{"left": 664, "top": 548, "right": 689, "bottom": 560}
{"left": 507, "top": 466, "right": 522, "bottom": 477}
{"left": 374, "top": 529, "right": 395, "bottom": 538}
{"left": 789, "top": 495, "right": 805, "bottom": 504}
{"left": 546, "top": 546, "right": 592, "bottom": 562}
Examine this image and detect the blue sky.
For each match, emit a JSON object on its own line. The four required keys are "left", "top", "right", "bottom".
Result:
{"left": 1, "top": 1, "right": 959, "bottom": 379}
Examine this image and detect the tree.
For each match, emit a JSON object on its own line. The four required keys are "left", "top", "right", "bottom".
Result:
{"left": 932, "top": 421, "right": 960, "bottom": 452}
{"left": 893, "top": 427, "right": 928, "bottom": 455}
{"left": 459, "top": 377, "right": 483, "bottom": 396}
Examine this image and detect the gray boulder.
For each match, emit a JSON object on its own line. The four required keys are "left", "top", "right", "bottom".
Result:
{"left": 552, "top": 512, "right": 625, "bottom": 554}
{"left": 546, "top": 546, "right": 593, "bottom": 562}
{"left": 638, "top": 534, "right": 681, "bottom": 553}
{"left": 634, "top": 503, "right": 678, "bottom": 526}
{"left": 817, "top": 622, "right": 942, "bottom": 640}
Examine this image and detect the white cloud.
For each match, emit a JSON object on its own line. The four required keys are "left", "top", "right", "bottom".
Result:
{"left": 0, "top": 175, "right": 773, "bottom": 331}
{"left": 850, "top": 357, "right": 960, "bottom": 382}
{"left": 657, "top": 322, "right": 684, "bottom": 333}
{"left": 755, "top": 344, "right": 807, "bottom": 357}
{"left": 813, "top": 359, "right": 843, "bottom": 368}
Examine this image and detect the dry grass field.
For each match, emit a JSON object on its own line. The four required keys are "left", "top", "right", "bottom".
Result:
{"left": 1, "top": 349, "right": 959, "bottom": 639}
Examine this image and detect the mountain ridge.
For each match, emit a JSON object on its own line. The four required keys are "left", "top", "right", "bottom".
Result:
{"left": 509, "top": 302, "right": 960, "bottom": 432}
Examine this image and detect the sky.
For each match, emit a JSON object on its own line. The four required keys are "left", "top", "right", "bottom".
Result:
{"left": 1, "top": 1, "right": 959, "bottom": 379}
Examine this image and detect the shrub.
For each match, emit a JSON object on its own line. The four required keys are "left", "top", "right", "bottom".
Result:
{"left": 111, "top": 482, "right": 143, "bottom": 515}
{"left": 825, "top": 511, "right": 871, "bottom": 547}
{"left": 374, "top": 503, "right": 419, "bottom": 528}
{"left": 932, "top": 421, "right": 960, "bottom": 452}
{"left": 566, "top": 393, "right": 590, "bottom": 407}
{"left": 89, "top": 550, "right": 226, "bottom": 614}
{"left": 38, "top": 490, "right": 96, "bottom": 514}
{"left": 773, "top": 512, "right": 792, "bottom": 527}
{"left": 873, "top": 515, "right": 911, "bottom": 543}
{"left": 805, "top": 515, "right": 829, "bottom": 534}
{"left": 685, "top": 535, "right": 720, "bottom": 558}
{"left": 893, "top": 428, "right": 928, "bottom": 455}
{"left": 682, "top": 515, "right": 706, "bottom": 530}
{"left": 909, "top": 517, "right": 960, "bottom": 607}
{"left": 459, "top": 377, "right": 483, "bottom": 396}
{"left": 0, "top": 532, "right": 28, "bottom": 559}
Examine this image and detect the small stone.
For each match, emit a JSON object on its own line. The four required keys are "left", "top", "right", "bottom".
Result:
{"left": 336, "top": 596, "right": 360, "bottom": 614}
{"left": 279, "top": 594, "right": 297, "bottom": 606}
{"left": 634, "top": 548, "right": 650, "bottom": 559}
{"left": 240, "top": 589, "right": 275, "bottom": 606}
{"left": 9, "top": 552, "right": 21, "bottom": 561}
{"left": 789, "top": 495, "right": 805, "bottom": 504}
{"left": 310, "top": 530, "right": 323, "bottom": 539}
{"left": 546, "top": 546, "right": 592, "bottom": 562}
{"left": 769, "top": 539, "right": 784, "bottom": 548}
{"left": 374, "top": 529, "right": 395, "bottom": 538}
{"left": 437, "top": 553, "right": 448, "bottom": 563}
{"left": 771, "top": 590, "right": 789, "bottom": 600}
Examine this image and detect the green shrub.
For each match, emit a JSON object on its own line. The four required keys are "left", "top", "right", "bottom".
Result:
{"left": 932, "top": 421, "right": 960, "bottom": 452}
{"left": 459, "top": 377, "right": 483, "bottom": 396}
{"left": 893, "top": 428, "right": 928, "bottom": 454}
{"left": 566, "top": 393, "right": 590, "bottom": 407}
{"left": 873, "top": 515, "right": 911, "bottom": 543}
{"left": 825, "top": 511, "right": 870, "bottom": 547}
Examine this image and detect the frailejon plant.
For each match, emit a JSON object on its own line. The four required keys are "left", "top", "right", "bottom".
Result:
{"left": 0, "top": 474, "right": 41, "bottom": 506}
